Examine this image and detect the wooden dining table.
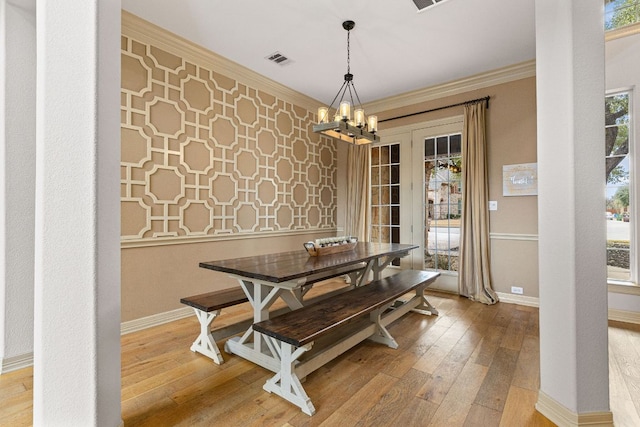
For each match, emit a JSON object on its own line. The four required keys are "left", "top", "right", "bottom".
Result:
{"left": 199, "top": 242, "right": 425, "bottom": 372}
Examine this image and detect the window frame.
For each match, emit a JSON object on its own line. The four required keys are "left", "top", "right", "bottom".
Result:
{"left": 606, "top": 87, "right": 639, "bottom": 292}
{"left": 423, "top": 133, "right": 463, "bottom": 274}
{"left": 370, "top": 143, "right": 402, "bottom": 255}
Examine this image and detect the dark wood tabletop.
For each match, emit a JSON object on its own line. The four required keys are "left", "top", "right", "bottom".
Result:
{"left": 199, "top": 242, "right": 418, "bottom": 283}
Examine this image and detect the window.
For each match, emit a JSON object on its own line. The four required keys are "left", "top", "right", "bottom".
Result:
{"left": 605, "top": 0, "right": 640, "bottom": 30}
{"left": 605, "top": 91, "right": 632, "bottom": 282}
{"left": 371, "top": 143, "right": 401, "bottom": 266}
{"left": 424, "top": 134, "right": 462, "bottom": 272}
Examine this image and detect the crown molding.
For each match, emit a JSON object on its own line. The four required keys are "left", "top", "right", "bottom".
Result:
{"left": 364, "top": 60, "right": 536, "bottom": 114}
{"left": 121, "top": 10, "right": 321, "bottom": 112}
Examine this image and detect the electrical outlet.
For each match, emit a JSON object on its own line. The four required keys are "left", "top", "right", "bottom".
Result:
{"left": 511, "top": 286, "right": 524, "bottom": 295}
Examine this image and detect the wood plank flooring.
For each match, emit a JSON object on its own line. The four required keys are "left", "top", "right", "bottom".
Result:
{"left": 1, "top": 285, "right": 639, "bottom": 426}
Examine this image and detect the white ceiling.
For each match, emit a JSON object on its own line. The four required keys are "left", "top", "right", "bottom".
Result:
{"left": 121, "top": 0, "right": 536, "bottom": 105}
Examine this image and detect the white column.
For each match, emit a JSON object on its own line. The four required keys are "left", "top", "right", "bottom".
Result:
{"left": 33, "top": 0, "right": 121, "bottom": 425}
{"left": 535, "top": 0, "right": 612, "bottom": 425}
{"left": 0, "top": 0, "right": 36, "bottom": 373}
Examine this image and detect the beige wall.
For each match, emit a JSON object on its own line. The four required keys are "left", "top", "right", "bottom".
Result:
{"left": 122, "top": 231, "right": 335, "bottom": 320}
{"left": 485, "top": 78, "right": 539, "bottom": 297}
{"left": 121, "top": 13, "right": 337, "bottom": 321}
{"left": 341, "top": 76, "right": 539, "bottom": 297}
{"left": 121, "top": 12, "right": 540, "bottom": 321}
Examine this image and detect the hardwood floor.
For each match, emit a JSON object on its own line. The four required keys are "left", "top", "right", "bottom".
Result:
{"left": 608, "top": 320, "right": 640, "bottom": 427}
{"left": 1, "top": 285, "right": 639, "bottom": 426}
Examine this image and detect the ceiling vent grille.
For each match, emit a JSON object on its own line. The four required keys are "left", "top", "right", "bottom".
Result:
{"left": 412, "top": 0, "right": 448, "bottom": 12}
{"left": 265, "top": 52, "right": 292, "bottom": 66}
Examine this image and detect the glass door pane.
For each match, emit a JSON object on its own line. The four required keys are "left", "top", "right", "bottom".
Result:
{"left": 371, "top": 143, "right": 401, "bottom": 266}
{"left": 424, "top": 134, "right": 462, "bottom": 273}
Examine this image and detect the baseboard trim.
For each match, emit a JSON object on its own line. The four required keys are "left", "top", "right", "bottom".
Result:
{"left": 1, "top": 352, "right": 34, "bottom": 374}
{"left": 536, "top": 391, "right": 613, "bottom": 426}
{"left": 1, "top": 308, "right": 195, "bottom": 373}
{"left": 494, "top": 294, "right": 640, "bottom": 325}
{"left": 496, "top": 292, "right": 540, "bottom": 307}
{"left": 608, "top": 308, "right": 640, "bottom": 325}
{"left": 121, "top": 306, "right": 193, "bottom": 335}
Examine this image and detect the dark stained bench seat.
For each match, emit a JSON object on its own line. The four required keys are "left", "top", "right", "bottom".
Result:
{"left": 180, "top": 287, "right": 248, "bottom": 313}
{"left": 252, "top": 269, "right": 440, "bottom": 415}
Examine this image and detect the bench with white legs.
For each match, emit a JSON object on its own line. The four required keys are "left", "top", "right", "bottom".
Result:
{"left": 180, "top": 287, "right": 249, "bottom": 364}
{"left": 252, "top": 269, "right": 440, "bottom": 415}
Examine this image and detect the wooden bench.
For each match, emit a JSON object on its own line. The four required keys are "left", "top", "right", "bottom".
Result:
{"left": 252, "top": 269, "right": 440, "bottom": 415}
{"left": 180, "top": 263, "right": 367, "bottom": 364}
{"left": 180, "top": 287, "right": 250, "bottom": 364}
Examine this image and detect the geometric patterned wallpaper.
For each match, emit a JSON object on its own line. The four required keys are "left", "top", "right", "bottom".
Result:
{"left": 120, "top": 35, "right": 337, "bottom": 240}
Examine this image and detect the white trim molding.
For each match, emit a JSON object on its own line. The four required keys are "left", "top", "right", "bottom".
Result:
{"left": 608, "top": 308, "right": 640, "bottom": 325}
{"left": 1, "top": 353, "right": 33, "bottom": 374}
{"left": 365, "top": 60, "right": 536, "bottom": 113}
{"left": 496, "top": 293, "right": 640, "bottom": 325}
{"left": 606, "top": 22, "right": 640, "bottom": 42}
{"left": 121, "top": 228, "right": 339, "bottom": 249}
{"left": 490, "top": 232, "right": 539, "bottom": 241}
{"left": 496, "top": 292, "right": 539, "bottom": 307}
{"left": 608, "top": 282, "right": 640, "bottom": 295}
{"left": 536, "top": 391, "right": 614, "bottom": 427}
{"left": 121, "top": 307, "right": 193, "bottom": 335}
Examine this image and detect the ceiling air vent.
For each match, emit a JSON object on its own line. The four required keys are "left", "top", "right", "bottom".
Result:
{"left": 265, "top": 52, "right": 292, "bottom": 66}
{"left": 412, "top": 0, "right": 449, "bottom": 12}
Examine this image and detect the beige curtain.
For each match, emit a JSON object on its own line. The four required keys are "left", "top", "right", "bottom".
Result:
{"left": 345, "top": 144, "right": 370, "bottom": 241}
{"left": 458, "top": 102, "right": 498, "bottom": 304}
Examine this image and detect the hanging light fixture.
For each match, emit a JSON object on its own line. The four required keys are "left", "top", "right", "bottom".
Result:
{"left": 313, "top": 20, "right": 380, "bottom": 145}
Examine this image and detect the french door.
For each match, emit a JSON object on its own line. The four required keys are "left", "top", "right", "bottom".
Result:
{"left": 375, "top": 117, "right": 463, "bottom": 292}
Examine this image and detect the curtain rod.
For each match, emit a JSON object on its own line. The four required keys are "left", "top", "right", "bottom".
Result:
{"left": 378, "top": 95, "right": 490, "bottom": 123}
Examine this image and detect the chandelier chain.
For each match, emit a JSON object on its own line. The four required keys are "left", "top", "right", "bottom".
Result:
{"left": 346, "top": 28, "right": 351, "bottom": 75}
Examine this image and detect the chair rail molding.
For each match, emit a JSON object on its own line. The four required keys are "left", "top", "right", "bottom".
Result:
{"left": 489, "top": 232, "right": 538, "bottom": 241}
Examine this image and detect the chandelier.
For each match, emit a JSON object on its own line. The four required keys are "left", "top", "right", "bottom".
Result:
{"left": 313, "top": 20, "right": 380, "bottom": 145}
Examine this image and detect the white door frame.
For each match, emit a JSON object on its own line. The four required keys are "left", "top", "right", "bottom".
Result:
{"left": 378, "top": 116, "right": 463, "bottom": 292}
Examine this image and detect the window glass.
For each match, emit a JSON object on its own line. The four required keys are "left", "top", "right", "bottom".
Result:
{"left": 605, "top": 0, "right": 640, "bottom": 30}
{"left": 605, "top": 92, "right": 632, "bottom": 282}
{"left": 424, "top": 134, "right": 462, "bottom": 272}
{"left": 371, "top": 143, "right": 402, "bottom": 266}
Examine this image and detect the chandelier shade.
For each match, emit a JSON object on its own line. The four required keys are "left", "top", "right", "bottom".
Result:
{"left": 313, "top": 20, "right": 380, "bottom": 145}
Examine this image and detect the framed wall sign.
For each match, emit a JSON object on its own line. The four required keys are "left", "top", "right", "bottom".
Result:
{"left": 503, "top": 163, "right": 537, "bottom": 196}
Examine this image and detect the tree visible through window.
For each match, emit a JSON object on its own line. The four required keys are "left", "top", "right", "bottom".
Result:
{"left": 605, "top": 92, "right": 631, "bottom": 282}
{"left": 605, "top": 0, "right": 640, "bottom": 30}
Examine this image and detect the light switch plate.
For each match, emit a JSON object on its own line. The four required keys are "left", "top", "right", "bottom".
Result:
{"left": 488, "top": 201, "right": 498, "bottom": 211}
